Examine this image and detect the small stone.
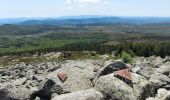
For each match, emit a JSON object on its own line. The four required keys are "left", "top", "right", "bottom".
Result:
{"left": 57, "top": 72, "right": 68, "bottom": 83}
{"left": 12, "top": 77, "right": 27, "bottom": 86}
{"left": 35, "top": 96, "right": 40, "bottom": 100}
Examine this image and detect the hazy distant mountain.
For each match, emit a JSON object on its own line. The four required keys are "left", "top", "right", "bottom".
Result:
{"left": 0, "top": 15, "right": 107, "bottom": 25}
{"left": 0, "top": 16, "right": 170, "bottom": 25}
{"left": 0, "top": 18, "right": 48, "bottom": 25}
{"left": 0, "top": 18, "right": 27, "bottom": 25}
{"left": 57, "top": 15, "right": 110, "bottom": 19}
{"left": 19, "top": 17, "right": 170, "bottom": 25}
{"left": 19, "top": 17, "right": 128, "bottom": 25}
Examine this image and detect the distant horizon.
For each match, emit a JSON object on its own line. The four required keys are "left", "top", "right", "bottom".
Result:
{"left": 0, "top": 15, "right": 170, "bottom": 19}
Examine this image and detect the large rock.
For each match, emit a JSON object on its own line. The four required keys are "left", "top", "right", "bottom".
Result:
{"left": 37, "top": 60, "right": 99, "bottom": 99}
{"left": 155, "top": 57, "right": 163, "bottom": 65}
{"left": 60, "top": 60, "right": 102, "bottom": 71}
{"left": 0, "top": 83, "right": 35, "bottom": 100}
{"left": 94, "top": 60, "right": 128, "bottom": 81}
{"left": 94, "top": 73, "right": 155, "bottom": 100}
{"left": 132, "top": 73, "right": 155, "bottom": 100}
{"left": 51, "top": 88, "right": 104, "bottom": 100}
{"left": 94, "top": 73, "right": 136, "bottom": 100}
{"left": 149, "top": 73, "right": 170, "bottom": 88}
{"left": 155, "top": 63, "right": 170, "bottom": 75}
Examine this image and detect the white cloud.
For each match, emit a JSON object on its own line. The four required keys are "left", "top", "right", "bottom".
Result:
{"left": 66, "top": 0, "right": 100, "bottom": 9}
{"left": 66, "top": 0, "right": 100, "bottom": 4}
{"left": 78, "top": 0, "right": 100, "bottom": 3}
{"left": 78, "top": 4, "right": 85, "bottom": 8}
{"left": 103, "top": 1, "right": 111, "bottom": 4}
{"left": 67, "top": 6, "right": 73, "bottom": 10}
{"left": 66, "top": 0, "right": 72, "bottom": 4}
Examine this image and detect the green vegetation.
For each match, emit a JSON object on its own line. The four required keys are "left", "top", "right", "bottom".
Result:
{"left": 120, "top": 52, "right": 133, "bottom": 63}
{"left": 115, "top": 41, "right": 170, "bottom": 58}
{"left": 0, "top": 24, "right": 170, "bottom": 57}
{"left": 0, "top": 39, "right": 97, "bottom": 55}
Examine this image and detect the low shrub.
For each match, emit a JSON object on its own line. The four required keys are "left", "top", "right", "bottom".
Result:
{"left": 120, "top": 51, "right": 133, "bottom": 63}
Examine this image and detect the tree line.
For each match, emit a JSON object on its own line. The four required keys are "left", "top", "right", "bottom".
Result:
{"left": 59, "top": 41, "right": 170, "bottom": 58}
{"left": 0, "top": 41, "right": 170, "bottom": 58}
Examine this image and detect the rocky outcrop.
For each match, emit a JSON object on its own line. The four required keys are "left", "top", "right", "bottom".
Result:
{"left": 0, "top": 62, "right": 60, "bottom": 83}
{"left": 1, "top": 55, "right": 170, "bottom": 100}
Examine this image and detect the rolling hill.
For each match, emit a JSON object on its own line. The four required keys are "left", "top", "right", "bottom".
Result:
{"left": 1, "top": 16, "right": 170, "bottom": 25}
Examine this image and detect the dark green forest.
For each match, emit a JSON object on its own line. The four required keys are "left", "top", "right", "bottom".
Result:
{"left": 57, "top": 41, "right": 170, "bottom": 58}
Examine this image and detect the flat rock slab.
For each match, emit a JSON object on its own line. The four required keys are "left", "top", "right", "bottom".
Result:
{"left": 52, "top": 88, "right": 104, "bottom": 100}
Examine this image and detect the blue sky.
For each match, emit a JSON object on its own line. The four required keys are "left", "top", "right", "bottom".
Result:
{"left": 0, "top": 0, "right": 170, "bottom": 18}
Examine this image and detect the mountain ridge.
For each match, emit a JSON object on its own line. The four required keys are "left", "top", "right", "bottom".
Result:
{"left": 1, "top": 16, "right": 170, "bottom": 25}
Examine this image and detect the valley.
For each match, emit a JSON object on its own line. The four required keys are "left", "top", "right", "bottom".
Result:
{"left": 0, "top": 18, "right": 170, "bottom": 56}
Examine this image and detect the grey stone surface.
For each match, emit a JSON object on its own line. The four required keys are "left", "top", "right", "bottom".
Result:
{"left": 155, "top": 63, "right": 170, "bottom": 75}
{"left": 149, "top": 73, "right": 170, "bottom": 88}
{"left": 1, "top": 56, "right": 170, "bottom": 100}
{"left": 94, "top": 73, "right": 137, "bottom": 100}
{"left": 37, "top": 64, "right": 95, "bottom": 99}
{"left": 94, "top": 73, "right": 155, "bottom": 100}
{"left": 52, "top": 88, "right": 104, "bottom": 100}
{"left": 94, "top": 60, "right": 128, "bottom": 82}
{"left": 132, "top": 63, "right": 156, "bottom": 79}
